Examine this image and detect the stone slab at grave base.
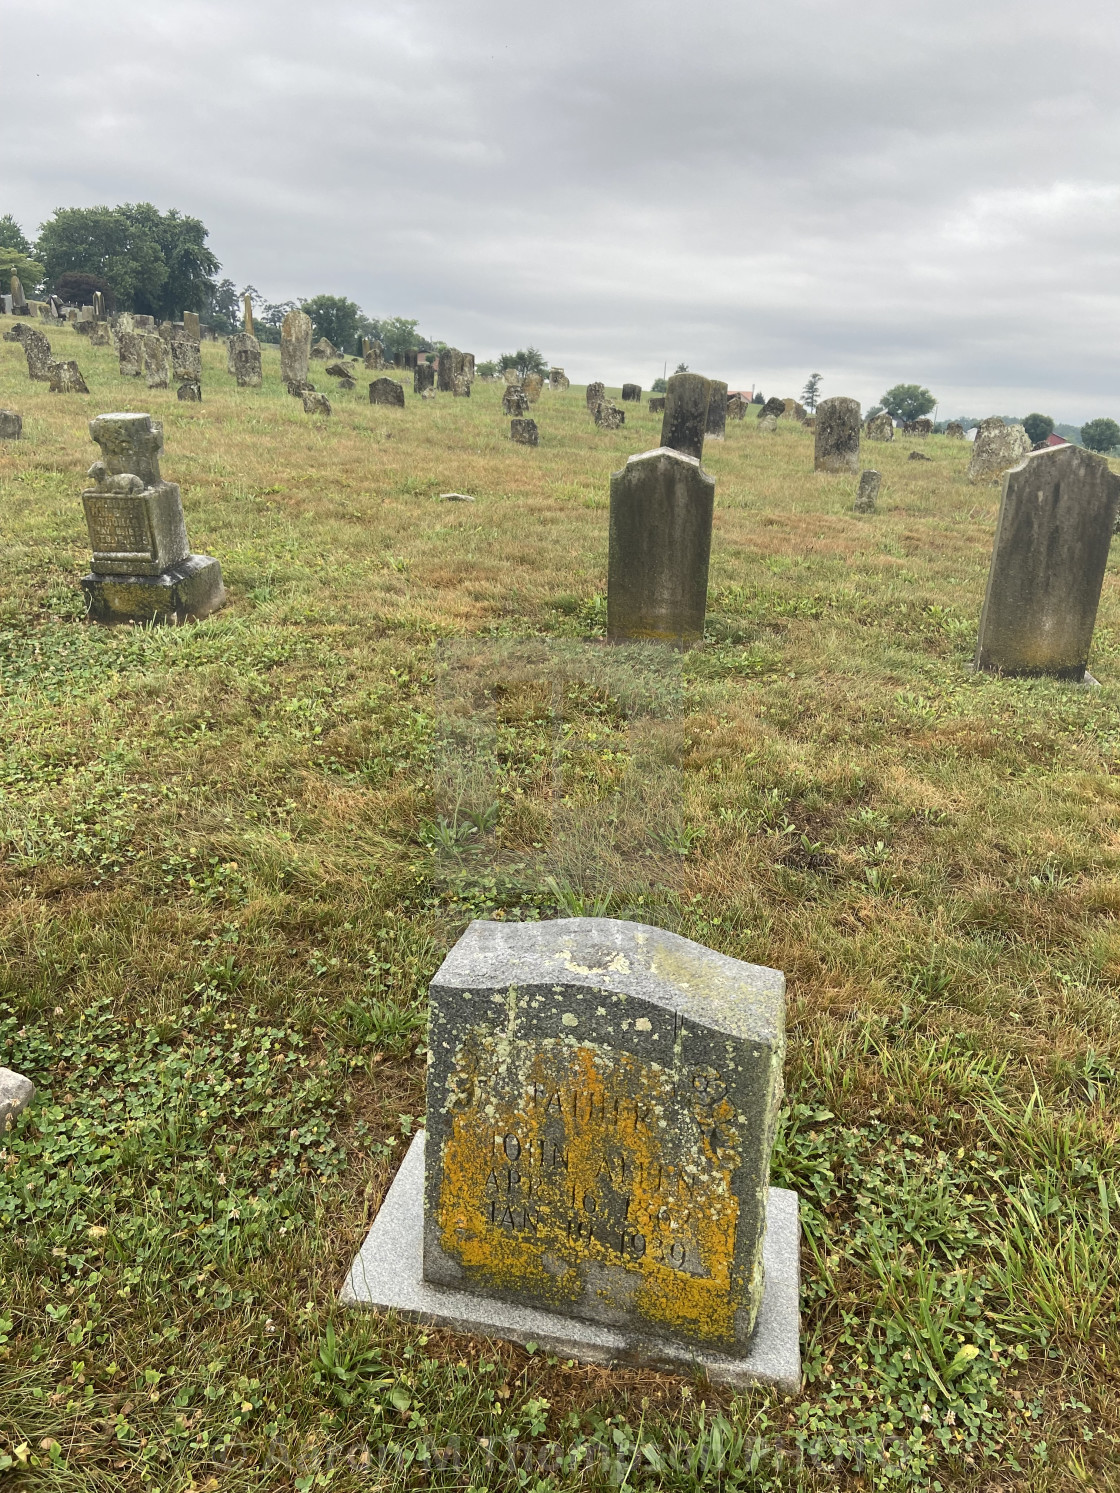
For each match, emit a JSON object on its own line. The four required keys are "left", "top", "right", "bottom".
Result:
{"left": 342, "top": 1131, "right": 802, "bottom": 1394}
{"left": 81, "top": 554, "right": 225, "bottom": 625}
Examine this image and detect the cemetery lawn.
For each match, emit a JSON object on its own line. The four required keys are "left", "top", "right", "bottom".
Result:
{"left": 1, "top": 323, "right": 1119, "bottom": 1490}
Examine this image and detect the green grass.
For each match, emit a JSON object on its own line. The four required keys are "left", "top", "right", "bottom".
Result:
{"left": 0, "top": 321, "right": 1118, "bottom": 1489}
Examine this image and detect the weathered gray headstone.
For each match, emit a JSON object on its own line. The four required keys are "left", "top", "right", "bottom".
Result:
{"left": 866, "top": 412, "right": 894, "bottom": 442}
{"left": 503, "top": 367, "right": 522, "bottom": 386}
{"left": 706, "top": 380, "right": 729, "bottom": 441}
{"left": 134, "top": 315, "right": 155, "bottom": 331}
{"left": 463, "top": 353, "right": 475, "bottom": 383}
{"left": 608, "top": 446, "right": 714, "bottom": 646}
{"left": 549, "top": 367, "right": 570, "bottom": 391}
{"left": 183, "top": 311, "right": 200, "bottom": 341}
{"left": 758, "top": 414, "right": 778, "bottom": 433}
{"left": 302, "top": 390, "right": 332, "bottom": 416}
{"left": 325, "top": 361, "right": 357, "bottom": 389}
{"left": 89, "top": 322, "right": 113, "bottom": 347}
{"left": 522, "top": 372, "right": 543, "bottom": 403}
{"left": 118, "top": 332, "right": 144, "bottom": 379}
{"left": 621, "top": 383, "right": 642, "bottom": 402}
{"left": 142, "top": 334, "right": 169, "bottom": 389}
{"left": 648, "top": 396, "right": 666, "bottom": 413}
{"left": 48, "top": 360, "right": 89, "bottom": 394}
{"left": 975, "top": 444, "right": 1120, "bottom": 681}
{"left": 439, "top": 348, "right": 464, "bottom": 393}
{"left": 660, "top": 373, "right": 712, "bottom": 462}
{"left": 364, "top": 341, "right": 385, "bottom": 371}
{"left": 420, "top": 917, "right": 788, "bottom": 1358}
{"left": 370, "top": 377, "right": 406, "bottom": 407}
{"left": 0, "top": 1068, "right": 35, "bottom": 1133}
{"left": 22, "top": 327, "right": 53, "bottom": 381}
{"left": 0, "top": 410, "right": 22, "bottom": 439}
{"left": 453, "top": 374, "right": 471, "bottom": 397}
{"left": 80, "top": 412, "right": 225, "bottom": 624}
{"left": 510, "top": 417, "right": 539, "bottom": 446}
{"left": 311, "top": 338, "right": 336, "bottom": 361}
{"left": 280, "top": 308, "right": 312, "bottom": 390}
{"left": 171, "top": 333, "right": 202, "bottom": 401}
{"left": 586, "top": 381, "right": 605, "bottom": 411}
{"left": 903, "top": 418, "right": 932, "bottom": 438}
{"left": 503, "top": 385, "right": 529, "bottom": 416}
{"left": 783, "top": 399, "right": 807, "bottom": 422}
{"left": 967, "top": 418, "right": 1032, "bottom": 485}
{"left": 595, "top": 402, "right": 625, "bottom": 430}
{"left": 10, "top": 275, "right": 29, "bottom": 315}
{"left": 945, "top": 421, "right": 965, "bottom": 440}
{"left": 908, "top": 451, "right": 932, "bottom": 462}
{"left": 228, "top": 333, "right": 262, "bottom": 388}
{"left": 727, "top": 393, "right": 747, "bottom": 421}
{"left": 854, "top": 470, "right": 880, "bottom": 513}
{"left": 759, "top": 397, "right": 786, "bottom": 420}
{"left": 814, "top": 397, "right": 861, "bottom": 475}
{"left": 414, "top": 362, "right": 435, "bottom": 394}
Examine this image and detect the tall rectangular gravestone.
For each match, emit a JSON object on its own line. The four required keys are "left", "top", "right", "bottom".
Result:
{"left": 342, "top": 918, "right": 800, "bottom": 1390}
{"left": 975, "top": 444, "right": 1120, "bottom": 681}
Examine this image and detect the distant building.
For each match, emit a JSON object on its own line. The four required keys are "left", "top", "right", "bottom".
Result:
{"left": 1044, "top": 432, "right": 1068, "bottom": 447}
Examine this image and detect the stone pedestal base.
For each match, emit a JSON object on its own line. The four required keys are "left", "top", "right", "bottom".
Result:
{"left": 82, "top": 554, "right": 225, "bottom": 625}
{"left": 341, "top": 1132, "right": 802, "bottom": 1393}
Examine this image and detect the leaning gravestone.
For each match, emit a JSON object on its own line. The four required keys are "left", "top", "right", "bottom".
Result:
{"left": 903, "top": 418, "right": 932, "bottom": 438}
{"left": 595, "top": 401, "right": 625, "bottom": 430}
{"left": 170, "top": 333, "right": 202, "bottom": 401}
{"left": 621, "top": 383, "right": 642, "bottom": 402}
{"left": 311, "top": 338, "right": 336, "bottom": 361}
{"left": 414, "top": 362, "right": 435, "bottom": 395}
{"left": 118, "top": 332, "right": 144, "bottom": 379}
{"left": 503, "top": 385, "right": 529, "bottom": 416}
{"left": 549, "top": 367, "right": 570, "bottom": 391}
{"left": 510, "top": 417, "right": 539, "bottom": 446}
{"left": 854, "top": 470, "right": 880, "bottom": 513}
{"left": 760, "top": 397, "right": 786, "bottom": 420}
{"left": 302, "top": 390, "right": 331, "bottom": 416}
{"left": 142, "top": 335, "right": 169, "bottom": 389}
{"left": 49, "top": 360, "right": 89, "bottom": 394}
{"left": 79, "top": 412, "right": 225, "bottom": 624}
{"left": 866, "top": 412, "right": 894, "bottom": 442}
{"left": 967, "top": 418, "right": 1031, "bottom": 485}
{"left": 369, "top": 377, "right": 405, "bottom": 407}
{"left": 586, "top": 381, "right": 605, "bottom": 412}
{"left": 0, "top": 410, "right": 22, "bottom": 439}
{"left": 228, "top": 334, "right": 262, "bottom": 388}
{"left": 608, "top": 446, "right": 714, "bottom": 645}
{"left": 342, "top": 917, "right": 799, "bottom": 1390}
{"left": 814, "top": 397, "right": 861, "bottom": 474}
{"left": 280, "top": 308, "right": 312, "bottom": 391}
{"left": 22, "top": 327, "right": 53, "bottom": 381}
{"left": 706, "top": 380, "right": 729, "bottom": 441}
{"left": 660, "top": 373, "right": 712, "bottom": 462}
{"left": 975, "top": 444, "right": 1120, "bottom": 681}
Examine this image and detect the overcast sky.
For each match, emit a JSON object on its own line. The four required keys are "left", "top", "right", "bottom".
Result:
{"left": 4, "top": 0, "right": 1119, "bottom": 419}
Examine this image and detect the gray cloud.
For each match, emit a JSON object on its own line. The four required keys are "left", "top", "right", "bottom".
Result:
{"left": 5, "top": 0, "right": 1120, "bottom": 418}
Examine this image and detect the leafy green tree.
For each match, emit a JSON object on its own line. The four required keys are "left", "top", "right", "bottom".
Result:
{"left": 202, "top": 277, "right": 240, "bottom": 334}
{"left": 476, "top": 360, "right": 497, "bottom": 379}
{"left": 301, "top": 295, "right": 364, "bottom": 351}
{"left": 865, "top": 404, "right": 884, "bottom": 419}
{"left": 1080, "top": 418, "right": 1120, "bottom": 454}
{"left": 752, "top": 391, "right": 764, "bottom": 404}
{"left": 1023, "top": 412, "right": 1055, "bottom": 445}
{"left": 651, "top": 377, "right": 667, "bottom": 394}
{"left": 674, "top": 362, "right": 689, "bottom": 375}
{"left": 54, "top": 270, "right": 114, "bottom": 311}
{"left": 0, "top": 247, "right": 45, "bottom": 296}
{"left": 36, "top": 203, "right": 217, "bottom": 318}
{"left": 801, "top": 372, "right": 823, "bottom": 411}
{"left": 499, "top": 347, "right": 547, "bottom": 378}
{"left": 0, "top": 215, "right": 32, "bottom": 255}
{"left": 377, "top": 316, "right": 421, "bottom": 363}
{"left": 881, "top": 384, "right": 936, "bottom": 422}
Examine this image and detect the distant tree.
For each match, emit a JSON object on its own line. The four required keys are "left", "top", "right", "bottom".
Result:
{"left": 651, "top": 377, "right": 668, "bottom": 394}
{"left": 53, "top": 269, "right": 114, "bottom": 310}
{"left": 499, "top": 347, "right": 547, "bottom": 377}
{"left": 377, "top": 316, "right": 421, "bottom": 362}
{"left": 0, "top": 246, "right": 46, "bottom": 296}
{"left": 36, "top": 203, "right": 218, "bottom": 318}
{"left": 752, "top": 391, "right": 764, "bottom": 404}
{"left": 1023, "top": 412, "right": 1055, "bottom": 446}
{"left": 202, "top": 277, "right": 239, "bottom": 333}
{"left": 801, "top": 372, "right": 823, "bottom": 411}
{"left": 0, "top": 215, "right": 31, "bottom": 255}
{"left": 865, "top": 404, "right": 884, "bottom": 419}
{"left": 476, "top": 360, "right": 498, "bottom": 379}
{"left": 881, "top": 384, "right": 936, "bottom": 423}
{"left": 260, "top": 298, "right": 299, "bottom": 330}
{"left": 301, "top": 294, "right": 364, "bottom": 350}
{"left": 674, "top": 362, "right": 689, "bottom": 375}
{"left": 1081, "top": 418, "right": 1120, "bottom": 454}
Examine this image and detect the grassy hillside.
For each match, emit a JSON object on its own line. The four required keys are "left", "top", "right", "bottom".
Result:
{"left": 0, "top": 321, "right": 1117, "bottom": 1488}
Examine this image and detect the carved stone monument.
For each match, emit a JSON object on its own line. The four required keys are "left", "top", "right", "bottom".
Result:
{"left": 814, "top": 397, "right": 861, "bottom": 474}
{"left": 79, "top": 413, "right": 225, "bottom": 624}
{"left": 706, "top": 380, "right": 729, "bottom": 441}
{"left": 510, "top": 417, "right": 539, "bottom": 446}
{"left": 503, "top": 385, "right": 529, "bottom": 415}
{"left": 608, "top": 446, "right": 713, "bottom": 646}
{"left": 370, "top": 377, "right": 406, "bottom": 407}
{"left": 183, "top": 311, "right": 201, "bottom": 341}
{"left": 142, "top": 334, "right": 169, "bottom": 389}
{"left": 280, "top": 308, "right": 312, "bottom": 391}
{"left": 227, "top": 333, "right": 262, "bottom": 388}
{"left": 342, "top": 917, "right": 799, "bottom": 1391}
{"left": 595, "top": 402, "right": 625, "bottom": 431}
{"left": 549, "top": 368, "right": 570, "bottom": 391}
{"left": 967, "top": 418, "right": 1031, "bottom": 485}
{"left": 22, "top": 327, "right": 53, "bottom": 381}
{"left": 660, "top": 373, "right": 712, "bottom": 462}
{"left": 522, "top": 372, "right": 543, "bottom": 403}
{"left": 975, "top": 444, "right": 1120, "bottom": 681}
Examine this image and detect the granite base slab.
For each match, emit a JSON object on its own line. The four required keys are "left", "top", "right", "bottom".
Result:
{"left": 81, "top": 553, "right": 225, "bottom": 625}
{"left": 341, "top": 1131, "right": 801, "bottom": 1393}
